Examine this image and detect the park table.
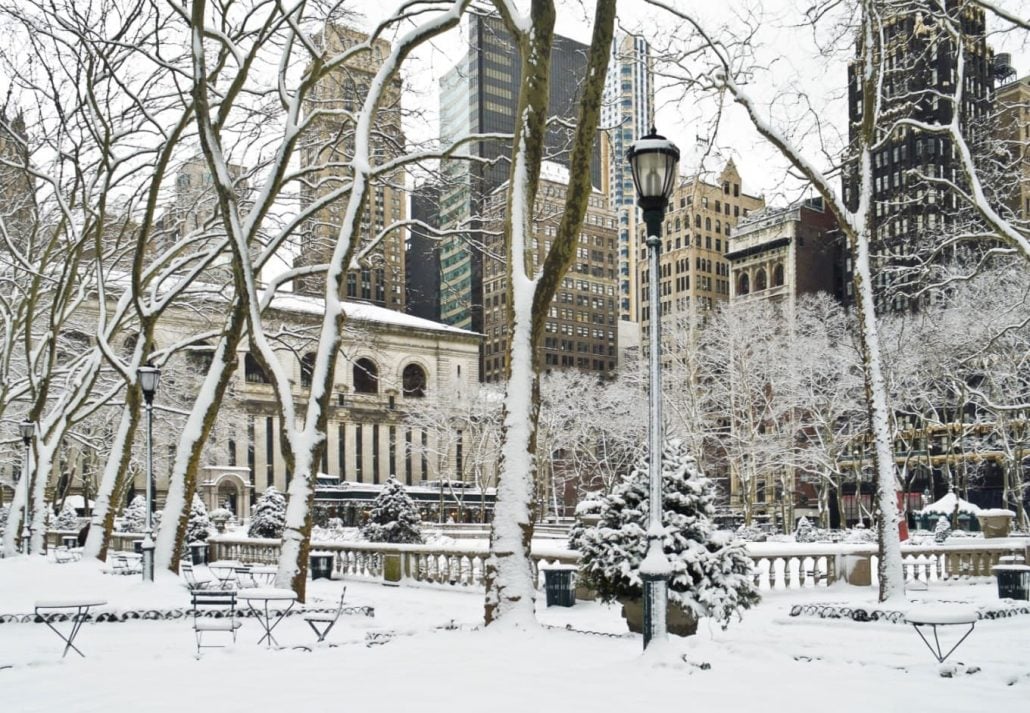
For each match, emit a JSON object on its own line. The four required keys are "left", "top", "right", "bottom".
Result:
{"left": 34, "top": 599, "right": 107, "bottom": 658}
{"left": 237, "top": 588, "right": 297, "bottom": 648}
{"left": 207, "top": 560, "right": 244, "bottom": 588}
{"left": 904, "top": 605, "right": 979, "bottom": 664}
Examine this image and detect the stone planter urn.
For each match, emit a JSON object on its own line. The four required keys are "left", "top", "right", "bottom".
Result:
{"left": 977, "top": 510, "right": 1016, "bottom": 539}
{"left": 618, "top": 596, "right": 698, "bottom": 637}
{"left": 209, "top": 509, "right": 231, "bottom": 533}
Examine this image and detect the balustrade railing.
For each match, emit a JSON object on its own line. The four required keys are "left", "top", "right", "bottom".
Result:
{"left": 108, "top": 533, "right": 1027, "bottom": 593}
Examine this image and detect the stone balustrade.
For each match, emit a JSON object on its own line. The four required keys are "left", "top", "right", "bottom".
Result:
{"left": 202, "top": 534, "right": 1028, "bottom": 592}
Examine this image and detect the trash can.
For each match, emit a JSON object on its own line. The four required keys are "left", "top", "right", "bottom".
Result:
{"left": 309, "top": 552, "right": 333, "bottom": 580}
{"left": 542, "top": 565, "right": 576, "bottom": 607}
{"left": 188, "top": 541, "right": 209, "bottom": 565}
{"left": 992, "top": 564, "right": 1030, "bottom": 600}
{"left": 133, "top": 539, "right": 143, "bottom": 554}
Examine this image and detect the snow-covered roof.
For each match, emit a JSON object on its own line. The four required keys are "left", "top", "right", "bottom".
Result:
{"left": 266, "top": 293, "right": 479, "bottom": 338}
{"left": 918, "top": 492, "right": 981, "bottom": 517}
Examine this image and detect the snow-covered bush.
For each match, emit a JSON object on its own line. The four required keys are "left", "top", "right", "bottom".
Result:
{"left": 360, "top": 477, "right": 423, "bottom": 544}
{"left": 794, "top": 516, "right": 815, "bottom": 543}
{"left": 0, "top": 505, "right": 8, "bottom": 536}
{"left": 248, "top": 487, "right": 286, "bottom": 538}
{"left": 54, "top": 500, "right": 79, "bottom": 530}
{"left": 734, "top": 524, "right": 767, "bottom": 543}
{"left": 185, "top": 494, "right": 212, "bottom": 544}
{"left": 120, "top": 495, "right": 147, "bottom": 532}
{"left": 567, "top": 491, "right": 603, "bottom": 552}
{"left": 577, "top": 438, "right": 759, "bottom": 627}
{"left": 934, "top": 515, "right": 951, "bottom": 543}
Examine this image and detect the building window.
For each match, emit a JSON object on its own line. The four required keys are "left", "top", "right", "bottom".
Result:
{"left": 402, "top": 363, "right": 427, "bottom": 398}
{"left": 372, "top": 425, "right": 380, "bottom": 485}
{"left": 405, "top": 429, "right": 413, "bottom": 485}
{"left": 244, "top": 353, "right": 269, "bottom": 384}
{"left": 355, "top": 425, "right": 363, "bottom": 483}
{"left": 738, "top": 273, "right": 750, "bottom": 295}
{"left": 265, "top": 416, "right": 274, "bottom": 488}
{"left": 338, "top": 423, "right": 346, "bottom": 479}
{"left": 353, "top": 358, "right": 379, "bottom": 394}
{"left": 773, "top": 263, "right": 785, "bottom": 287}
{"left": 300, "top": 353, "right": 316, "bottom": 388}
{"left": 755, "top": 269, "right": 767, "bottom": 291}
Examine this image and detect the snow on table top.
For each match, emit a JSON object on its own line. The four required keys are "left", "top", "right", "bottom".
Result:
{"left": 235, "top": 588, "right": 297, "bottom": 601}
{"left": 904, "top": 605, "right": 979, "bottom": 625}
{"left": 34, "top": 599, "right": 107, "bottom": 609}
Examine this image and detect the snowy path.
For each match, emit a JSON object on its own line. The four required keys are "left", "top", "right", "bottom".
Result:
{"left": 2, "top": 560, "right": 1028, "bottom": 712}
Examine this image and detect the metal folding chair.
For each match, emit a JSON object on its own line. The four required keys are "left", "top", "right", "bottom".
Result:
{"left": 191, "top": 590, "right": 242, "bottom": 654}
{"left": 302, "top": 587, "right": 348, "bottom": 643}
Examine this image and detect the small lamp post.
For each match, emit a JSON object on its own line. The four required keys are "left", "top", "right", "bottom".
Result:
{"left": 19, "top": 420, "right": 33, "bottom": 555}
{"left": 138, "top": 364, "right": 161, "bottom": 582}
{"left": 627, "top": 128, "right": 680, "bottom": 650}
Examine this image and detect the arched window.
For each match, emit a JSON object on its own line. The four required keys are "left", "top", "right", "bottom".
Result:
{"left": 353, "top": 358, "right": 378, "bottom": 394}
{"left": 738, "top": 273, "right": 750, "bottom": 295}
{"left": 715, "top": 220, "right": 721, "bottom": 234}
{"left": 244, "top": 353, "right": 269, "bottom": 384}
{"left": 755, "top": 269, "right": 768, "bottom": 291}
{"left": 704, "top": 217, "right": 711, "bottom": 231}
{"left": 402, "top": 363, "right": 427, "bottom": 398}
{"left": 773, "top": 263, "right": 785, "bottom": 287}
{"left": 694, "top": 214, "right": 701, "bottom": 228}
{"left": 300, "top": 353, "right": 316, "bottom": 388}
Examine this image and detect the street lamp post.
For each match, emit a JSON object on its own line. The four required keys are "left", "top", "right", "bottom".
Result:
{"left": 19, "top": 420, "right": 33, "bottom": 555}
{"left": 138, "top": 364, "right": 161, "bottom": 582}
{"left": 627, "top": 128, "right": 680, "bottom": 650}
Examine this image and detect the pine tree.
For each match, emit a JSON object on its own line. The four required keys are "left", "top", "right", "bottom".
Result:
{"left": 185, "top": 494, "right": 212, "bottom": 544}
{"left": 360, "top": 477, "right": 423, "bottom": 544}
{"left": 55, "top": 501, "right": 79, "bottom": 530}
{"left": 577, "top": 438, "right": 759, "bottom": 627}
{"left": 248, "top": 487, "right": 287, "bottom": 538}
{"left": 121, "top": 495, "right": 147, "bottom": 532}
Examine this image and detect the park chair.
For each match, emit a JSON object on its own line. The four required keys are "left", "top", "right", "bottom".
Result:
{"left": 181, "top": 562, "right": 215, "bottom": 591}
{"left": 191, "top": 590, "right": 242, "bottom": 654}
{"left": 111, "top": 554, "right": 141, "bottom": 575}
{"left": 302, "top": 587, "right": 348, "bottom": 643}
{"left": 234, "top": 565, "right": 258, "bottom": 589}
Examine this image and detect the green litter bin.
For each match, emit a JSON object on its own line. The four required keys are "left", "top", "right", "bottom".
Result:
{"left": 992, "top": 564, "right": 1030, "bottom": 600}
{"left": 542, "top": 565, "right": 576, "bottom": 607}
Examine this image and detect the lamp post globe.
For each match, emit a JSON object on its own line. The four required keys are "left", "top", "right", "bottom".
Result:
{"left": 137, "top": 364, "right": 160, "bottom": 582}
{"left": 626, "top": 128, "right": 679, "bottom": 650}
{"left": 18, "top": 420, "right": 33, "bottom": 554}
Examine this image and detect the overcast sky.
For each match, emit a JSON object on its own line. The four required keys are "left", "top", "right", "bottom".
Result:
{"left": 340, "top": 0, "right": 1028, "bottom": 205}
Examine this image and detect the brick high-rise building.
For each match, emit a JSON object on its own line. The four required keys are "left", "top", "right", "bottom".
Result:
{"left": 437, "top": 14, "right": 602, "bottom": 333}
{"left": 995, "top": 71, "right": 1029, "bottom": 221}
{"left": 638, "top": 161, "right": 764, "bottom": 337}
{"left": 295, "top": 25, "right": 406, "bottom": 310}
{"left": 480, "top": 163, "right": 619, "bottom": 382}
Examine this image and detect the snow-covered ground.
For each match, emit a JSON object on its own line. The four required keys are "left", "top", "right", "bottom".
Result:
{"left": 2, "top": 556, "right": 1028, "bottom": 712}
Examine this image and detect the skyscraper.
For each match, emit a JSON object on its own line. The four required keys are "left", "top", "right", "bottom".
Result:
{"left": 994, "top": 69, "right": 1029, "bottom": 221}
{"left": 843, "top": 2, "right": 995, "bottom": 310}
{"left": 480, "top": 163, "right": 619, "bottom": 382}
{"left": 601, "top": 32, "right": 653, "bottom": 322}
{"left": 437, "top": 14, "right": 602, "bottom": 334}
{"left": 294, "top": 25, "right": 407, "bottom": 310}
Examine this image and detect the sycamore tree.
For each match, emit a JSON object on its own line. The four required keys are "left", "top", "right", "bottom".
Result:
{"left": 482, "top": 0, "right": 616, "bottom": 626}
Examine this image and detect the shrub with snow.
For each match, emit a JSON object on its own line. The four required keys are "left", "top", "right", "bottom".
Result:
{"left": 54, "top": 500, "right": 80, "bottom": 530}
{"left": 567, "top": 491, "right": 604, "bottom": 552}
{"left": 360, "top": 477, "right": 423, "bottom": 544}
{"left": 248, "top": 487, "right": 286, "bottom": 538}
{"left": 934, "top": 515, "right": 951, "bottom": 543}
{"left": 185, "top": 494, "right": 212, "bottom": 544}
{"left": 794, "top": 516, "right": 815, "bottom": 543}
{"left": 577, "top": 438, "right": 759, "bottom": 627}
{"left": 120, "top": 495, "right": 148, "bottom": 532}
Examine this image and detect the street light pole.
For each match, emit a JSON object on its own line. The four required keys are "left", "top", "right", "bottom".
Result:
{"left": 138, "top": 364, "right": 161, "bottom": 582}
{"left": 19, "top": 420, "right": 33, "bottom": 555}
{"left": 627, "top": 129, "right": 680, "bottom": 650}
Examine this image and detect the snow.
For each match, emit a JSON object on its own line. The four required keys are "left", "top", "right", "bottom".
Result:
{"left": 979, "top": 509, "right": 1015, "bottom": 518}
{"left": 2, "top": 556, "right": 1028, "bottom": 712}
{"left": 267, "top": 292, "right": 479, "bottom": 336}
{"left": 904, "top": 605, "right": 979, "bottom": 625}
{"left": 919, "top": 493, "right": 982, "bottom": 517}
